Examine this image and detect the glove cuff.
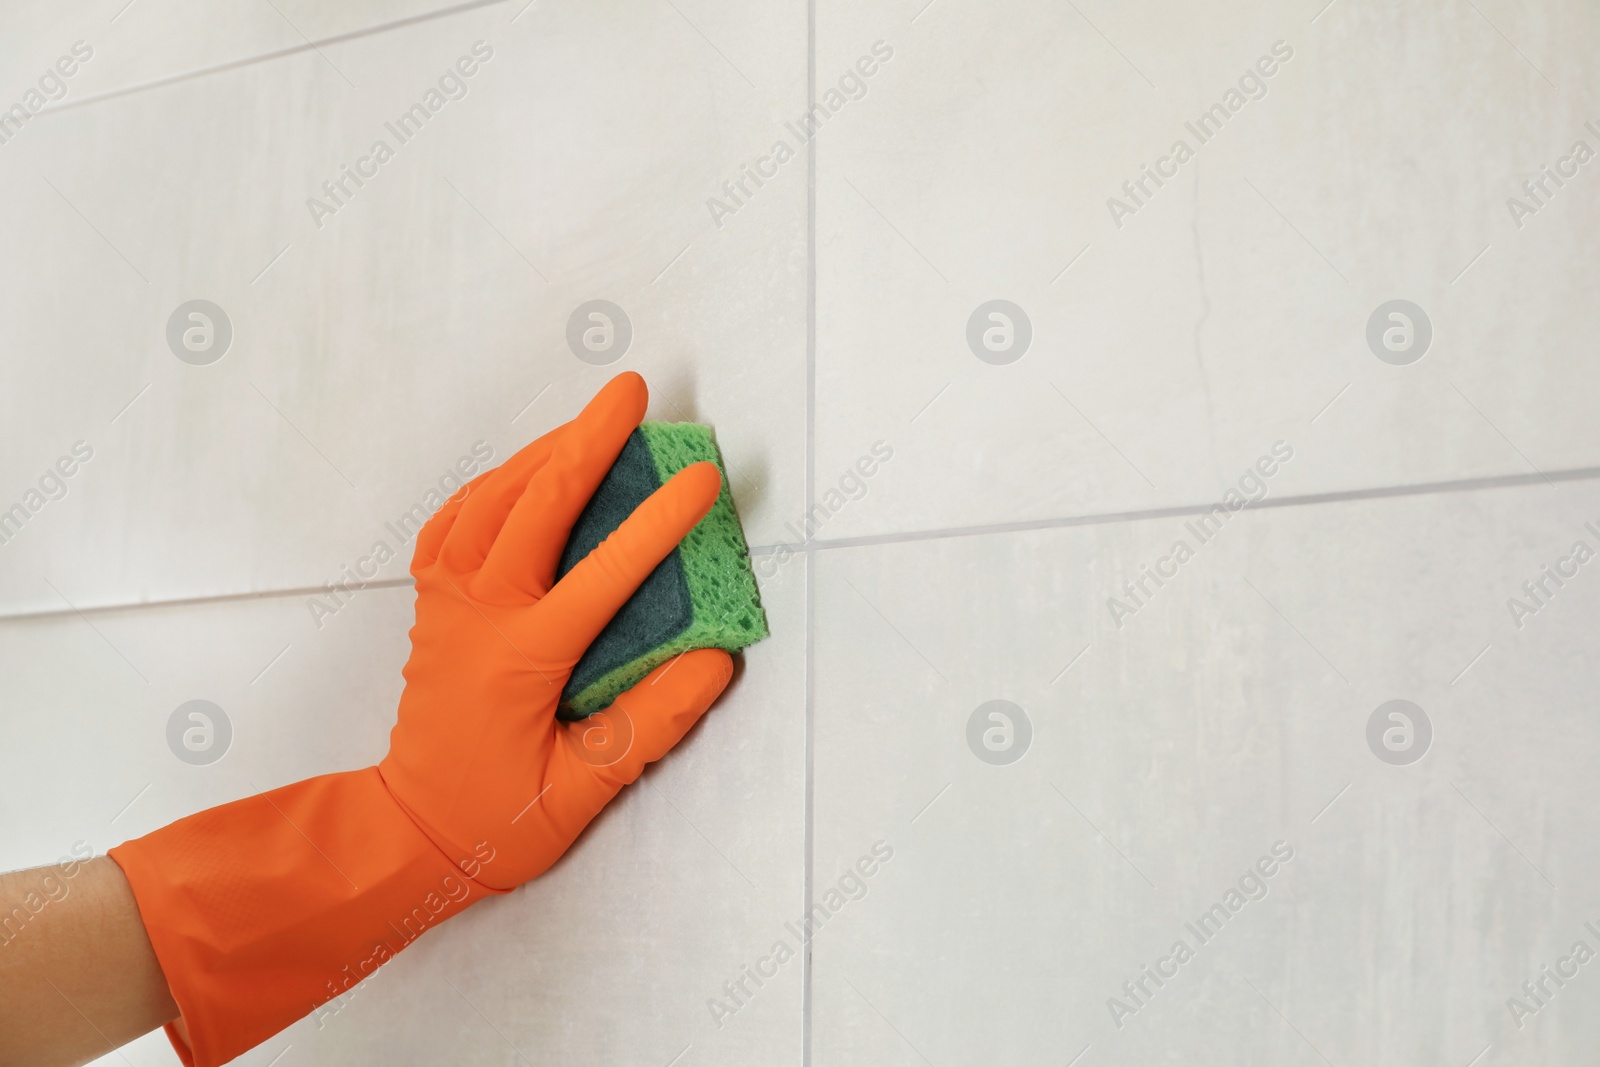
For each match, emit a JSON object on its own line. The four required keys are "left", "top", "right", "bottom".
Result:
{"left": 109, "top": 767, "right": 505, "bottom": 1067}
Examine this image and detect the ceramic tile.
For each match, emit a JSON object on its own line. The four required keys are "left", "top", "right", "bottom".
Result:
{"left": 812, "top": 476, "right": 1600, "bottom": 1065}
{"left": 0, "top": 0, "right": 807, "bottom": 614}
{"left": 813, "top": 0, "right": 1600, "bottom": 543}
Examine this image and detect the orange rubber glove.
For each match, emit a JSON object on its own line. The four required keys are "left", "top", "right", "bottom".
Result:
{"left": 109, "top": 373, "right": 734, "bottom": 1067}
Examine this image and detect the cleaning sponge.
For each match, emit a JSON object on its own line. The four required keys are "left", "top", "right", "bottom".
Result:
{"left": 556, "top": 421, "right": 768, "bottom": 719}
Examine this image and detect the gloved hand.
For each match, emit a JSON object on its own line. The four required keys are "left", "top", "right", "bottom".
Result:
{"left": 381, "top": 370, "right": 731, "bottom": 887}
{"left": 110, "top": 373, "right": 734, "bottom": 1067}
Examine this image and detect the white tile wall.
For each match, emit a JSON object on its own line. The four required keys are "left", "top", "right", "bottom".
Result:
{"left": 0, "top": 0, "right": 806, "bottom": 613}
{"left": 1, "top": 0, "right": 514, "bottom": 109}
{"left": 2, "top": 0, "right": 1597, "bottom": 1064}
{"left": 814, "top": 0, "right": 1600, "bottom": 542}
{"left": 811, "top": 480, "right": 1600, "bottom": 1066}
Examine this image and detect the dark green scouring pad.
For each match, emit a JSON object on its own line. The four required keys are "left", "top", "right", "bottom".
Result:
{"left": 555, "top": 422, "right": 768, "bottom": 719}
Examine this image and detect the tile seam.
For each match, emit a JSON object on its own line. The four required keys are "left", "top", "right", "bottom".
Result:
{"left": 6, "top": 464, "right": 1600, "bottom": 624}
{"left": 38, "top": 0, "right": 512, "bottom": 115}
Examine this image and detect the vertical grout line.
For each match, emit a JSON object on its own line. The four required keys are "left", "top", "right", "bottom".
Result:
{"left": 801, "top": 0, "right": 817, "bottom": 1061}
{"left": 802, "top": 547, "right": 815, "bottom": 1067}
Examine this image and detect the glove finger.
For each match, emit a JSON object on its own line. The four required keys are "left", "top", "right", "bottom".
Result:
{"left": 435, "top": 429, "right": 564, "bottom": 575}
{"left": 473, "top": 372, "right": 647, "bottom": 603}
{"left": 532, "top": 461, "right": 721, "bottom": 663}
{"left": 410, "top": 465, "right": 499, "bottom": 574}
{"left": 554, "top": 648, "right": 734, "bottom": 797}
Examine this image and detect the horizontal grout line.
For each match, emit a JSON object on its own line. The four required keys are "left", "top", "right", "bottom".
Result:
{"left": 0, "top": 577, "right": 415, "bottom": 624}
{"left": 752, "top": 463, "right": 1600, "bottom": 554}
{"left": 41, "top": 0, "right": 511, "bottom": 115}
{"left": 4, "top": 463, "right": 1597, "bottom": 624}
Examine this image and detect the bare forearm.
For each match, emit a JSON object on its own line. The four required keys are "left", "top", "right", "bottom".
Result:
{"left": 0, "top": 856, "right": 179, "bottom": 1067}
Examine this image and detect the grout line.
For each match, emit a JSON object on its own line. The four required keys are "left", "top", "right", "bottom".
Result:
{"left": 7, "top": 463, "right": 1600, "bottom": 625}
{"left": 0, "top": 577, "right": 414, "bottom": 624}
{"left": 7, "top": 463, "right": 1600, "bottom": 624}
{"left": 801, "top": 0, "right": 817, "bottom": 1061}
{"left": 755, "top": 463, "right": 1600, "bottom": 555}
{"left": 41, "top": 0, "right": 512, "bottom": 116}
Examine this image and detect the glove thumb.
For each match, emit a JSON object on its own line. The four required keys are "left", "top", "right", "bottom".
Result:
{"left": 565, "top": 648, "right": 734, "bottom": 789}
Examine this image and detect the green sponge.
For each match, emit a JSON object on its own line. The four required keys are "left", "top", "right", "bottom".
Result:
{"left": 556, "top": 422, "right": 768, "bottom": 719}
